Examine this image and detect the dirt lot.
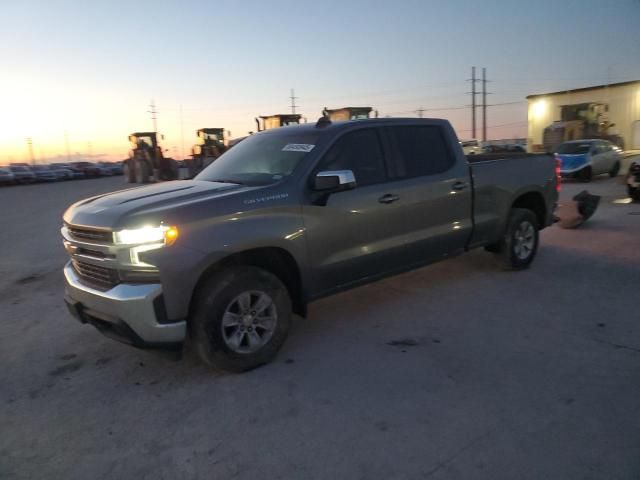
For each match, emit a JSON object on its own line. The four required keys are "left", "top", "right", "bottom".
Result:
{"left": 1, "top": 176, "right": 639, "bottom": 479}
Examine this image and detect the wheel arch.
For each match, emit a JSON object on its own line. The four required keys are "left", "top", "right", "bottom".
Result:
{"left": 511, "top": 191, "right": 547, "bottom": 228}
{"left": 189, "top": 246, "right": 306, "bottom": 320}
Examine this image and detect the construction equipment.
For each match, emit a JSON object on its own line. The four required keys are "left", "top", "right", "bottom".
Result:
{"left": 542, "top": 103, "right": 624, "bottom": 153}
{"left": 255, "top": 114, "right": 301, "bottom": 132}
{"left": 189, "top": 128, "right": 227, "bottom": 176}
{"left": 124, "top": 132, "right": 178, "bottom": 183}
{"left": 322, "top": 107, "right": 375, "bottom": 121}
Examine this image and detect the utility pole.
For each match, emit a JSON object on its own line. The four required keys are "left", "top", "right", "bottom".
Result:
{"left": 482, "top": 67, "right": 487, "bottom": 142}
{"left": 415, "top": 107, "right": 426, "bottom": 118}
{"left": 87, "top": 141, "right": 93, "bottom": 159}
{"left": 148, "top": 99, "right": 158, "bottom": 132}
{"left": 26, "top": 137, "right": 35, "bottom": 165}
{"left": 290, "top": 89, "right": 298, "bottom": 115}
{"left": 179, "top": 104, "right": 185, "bottom": 160}
{"left": 64, "top": 130, "right": 71, "bottom": 162}
{"left": 471, "top": 66, "right": 477, "bottom": 139}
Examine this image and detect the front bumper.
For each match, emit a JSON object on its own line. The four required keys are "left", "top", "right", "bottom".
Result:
{"left": 63, "top": 262, "right": 186, "bottom": 347}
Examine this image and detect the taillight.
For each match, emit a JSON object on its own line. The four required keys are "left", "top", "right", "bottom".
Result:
{"left": 554, "top": 155, "right": 562, "bottom": 192}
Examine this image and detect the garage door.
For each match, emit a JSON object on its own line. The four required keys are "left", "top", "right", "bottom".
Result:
{"left": 634, "top": 120, "right": 640, "bottom": 149}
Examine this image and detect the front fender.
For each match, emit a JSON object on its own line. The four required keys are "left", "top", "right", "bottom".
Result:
{"left": 146, "top": 206, "right": 308, "bottom": 320}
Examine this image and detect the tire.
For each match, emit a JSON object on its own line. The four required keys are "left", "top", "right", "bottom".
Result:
{"left": 134, "top": 160, "right": 151, "bottom": 183}
{"left": 609, "top": 161, "right": 621, "bottom": 178}
{"left": 578, "top": 166, "right": 592, "bottom": 183}
{"left": 190, "top": 266, "right": 292, "bottom": 373}
{"left": 628, "top": 184, "right": 640, "bottom": 203}
{"left": 494, "top": 208, "right": 539, "bottom": 270}
{"left": 124, "top": 161, "right": 136, "bottom": 183}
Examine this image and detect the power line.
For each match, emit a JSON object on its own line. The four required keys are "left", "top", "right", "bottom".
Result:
{"left": 456, "top": 120, "right": 527, "bottom": 134}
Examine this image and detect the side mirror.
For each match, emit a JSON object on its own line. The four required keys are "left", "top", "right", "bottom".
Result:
{"left": 313, "top": 170, "right": 356, "bottom": 192}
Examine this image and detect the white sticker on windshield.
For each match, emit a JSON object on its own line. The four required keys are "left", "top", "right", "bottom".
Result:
{"left": 282, "top": 143, "right": 315, "bottom": 153}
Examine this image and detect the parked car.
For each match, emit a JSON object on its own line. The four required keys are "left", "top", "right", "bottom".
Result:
{"left": 483, "top": 144, "right": 526, "bottom": 154}
{"left": 99, "top": 161, "right": 123, "bottom": 175}
{"left": 61, "top": 118, "right": 559, "bottom": 372}
{"left": 51, "top": 163, "right": 83, "bottom": 180}
{"left": 95, "top": 164, "right": 113, "bottom": 176}
{"left": 30, "top": 165, "right": 59, "bottom": 182}
{"left": 8, "top": 165, "right": 36, "bottom": 184}
{"left": 70, "top": 161, "right": 102, "bottom": 178}
{"left": 555, "top": 139, "right": 622, "bottom": 182}
{"left": 460, "top": 139, "right": 482, "bottom": 155}
{"left": 0, "top": 167, "right": 16, "bottom": 185}
{"left": 627, "top": 159, "right": 640, "bottom": 202}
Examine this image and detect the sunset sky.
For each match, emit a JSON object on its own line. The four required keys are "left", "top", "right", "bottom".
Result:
{"left": 1, "top": 0, "right": 639, "bottom": 163}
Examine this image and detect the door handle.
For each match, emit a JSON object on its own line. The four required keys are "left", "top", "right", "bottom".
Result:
{"left": 451, "top": 181, "right": 468, "bottom": 191}
{"left": 378, "top": 194, "right": 400, "bottom": 204}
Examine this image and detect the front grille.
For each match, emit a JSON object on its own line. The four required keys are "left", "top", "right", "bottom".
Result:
{"left": 67, "top": 225, "right": 113, "bottom": 243}
{"left": 72, "top": 259, "right": 119, "bottom": 291}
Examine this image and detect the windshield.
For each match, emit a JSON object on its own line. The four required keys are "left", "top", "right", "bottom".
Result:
{"left": 556, "top": 142, "right": 592, "bottom": 154}
{"left": 196, "top": 130, "right": 322, "bottom": 186}
{"left": 10, "top": 166, "right": 28, "bottom": 172}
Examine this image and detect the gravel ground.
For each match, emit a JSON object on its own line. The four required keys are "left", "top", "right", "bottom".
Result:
{"left": 1, "top": 175, "right": 639, "bottom": 480}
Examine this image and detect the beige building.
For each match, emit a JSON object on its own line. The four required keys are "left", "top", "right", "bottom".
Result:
{"left": 527, "top": 80, "right": 640, "bottom": 151}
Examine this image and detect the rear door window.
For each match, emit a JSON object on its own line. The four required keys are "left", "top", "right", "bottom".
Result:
{"left": 320, "top": 128, "right": 387, "bottom": 186}
{"left": 387, "top": 126, "right": 454, "bottom": 178}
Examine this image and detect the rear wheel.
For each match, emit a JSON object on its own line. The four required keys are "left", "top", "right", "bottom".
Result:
{"left": 134, "top": 160, "right": 151, "bottom": 183}
{"left": 124, "top": 160, "right": 136, "bottom": 183}
{"left": 609, "top": 161, "right": 621, "bottom": 178}
{"left": 190, "top": 266, "right": 292, "bottom": 373}
{"left": 578, "top": 166, "right": 592, "bottom": 183}
{"left": 493, "top": 208, "right": 539, "bottom": 270}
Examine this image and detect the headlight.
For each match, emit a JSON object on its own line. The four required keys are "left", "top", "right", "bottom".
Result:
{"left": 114, "top": 225, "right": 179, "bottom": 246}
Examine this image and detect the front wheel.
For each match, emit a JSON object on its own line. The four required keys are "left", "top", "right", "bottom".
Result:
{"left": 628, "top": 184, "right": 640, "bottom": 203}
{"left": 495, "top": 208, "right": 539, "bottom": 270}
{"left": 609, "top": 161, "right": 621, "bottom": 178}
{"left": 190, "top": 266, "right": 292, "bottom": 373}
{"left": 578, "top": 166, "right": 593, "bottom": 183}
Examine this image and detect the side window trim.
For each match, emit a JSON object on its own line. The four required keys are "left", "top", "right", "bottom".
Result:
{"left": 379, "top": 127, "right": 400, "bottom": 179}
{"left": 313, "top": 127, "right": 391, "bottom": 187}
{"left": 386, "top": 125, "right": 456, "bottom": 180}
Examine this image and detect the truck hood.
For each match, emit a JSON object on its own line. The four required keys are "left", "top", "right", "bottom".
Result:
{"left": 63, "top": 180, "right": 251, "bottom": 229}
{"left": 557, "top": 153, "right": 589, "bottom": 171}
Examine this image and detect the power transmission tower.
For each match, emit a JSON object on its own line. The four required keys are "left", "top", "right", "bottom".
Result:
{"left": 148, "top": 99, "right": 158, "bottom": 132}
{"left": 179, "top": 104, "right": 185, "bottom": 160}
{"left": 482, "top": 68, "right": 487, "bottom": 142}
{"left": 415, "top": 107, "right": 426, "bottom": 118}
{"left": 64, "top": 130, "right": 71, "bottom": 162}
{"left": 468, "top": 66, "right": 478, "bottom": 139}
{"left": 290, "top": 89, "right": 298, "bottom": 114}
{"left": 26, "top": 137, "right": 35, "bottom": 165}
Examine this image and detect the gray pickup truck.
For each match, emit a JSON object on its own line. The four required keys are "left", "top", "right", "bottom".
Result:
{"left": 62, "top": 118, "right": 559, "bottom": 372}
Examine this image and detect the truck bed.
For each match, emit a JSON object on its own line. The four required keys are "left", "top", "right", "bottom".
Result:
{"left": 466, "top": 153, "right": 556, "bottom": 249}
{"left": 466, "top": 152, "right": 547, "bottom": 163}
